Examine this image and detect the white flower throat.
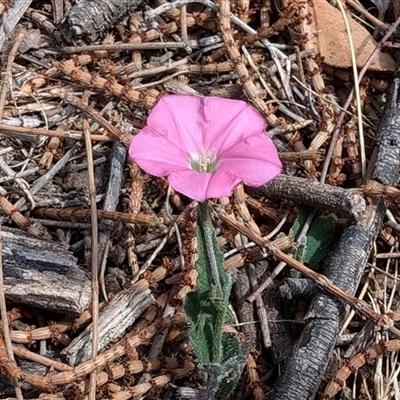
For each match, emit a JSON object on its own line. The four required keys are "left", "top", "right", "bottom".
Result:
{"left": 189, "top": 150, "right": 218, "bottom": 173}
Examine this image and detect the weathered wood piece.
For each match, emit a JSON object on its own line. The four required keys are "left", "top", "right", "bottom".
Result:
{"left": 247, "top": 174, "right": 366, "bottom": 220}
{"left": 58, "top": 0, "right": 144, "bottom": 44}
{"left": 374, "top": 78, "right": 400, "bottom": 184}
{"left": 97, "top": 142, "right": 126, "bottom": 299}
{"left": 279, "top": 277, "right": 318, "bottom": 299}
{"left": 2, "top": 227, "right": 91, "bottom": 315}
{"left": 270, "top": 78, "right": 400, "bottom": 400}
{"left": 0, "top": 0, "right": 32, "bottom": 52}
{"left": 61, "top": 280, "right": 155, "bottom": 365}
{"left": 232, "top": 266, "right": 258, "bottom": 353}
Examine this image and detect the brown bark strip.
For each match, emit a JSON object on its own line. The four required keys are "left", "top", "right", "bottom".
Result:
{"left": 34, "top": 207, "right": 166, "bottom": 226}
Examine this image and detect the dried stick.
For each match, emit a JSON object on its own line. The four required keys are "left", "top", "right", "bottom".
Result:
{"left": 13, "top": 142, "right": 80, "bottom": 212}
{"left": 34, "top": 207, "right": 165, "bottom": 226}
{"left": 61, "top": 93, "right": 131, "bottom": 146}
{"left": 0, "top": 28, "right": 26, "bottom": 120}
{"left": 9, "top": 310, "right": 96, "bottom": 344}
{"left": 322, "top": 339, "right": 400, "bottom": 399}
{"left": 0, "top": 228, "right": 23, "bottom": 400}
{"left": 125, "top": 161, "right": 144, "bottom": 275}
{"left": 320, "top": 16, "right": 400, "bottom": 183}
{"left": 0, "top": 196, "right": 44, "bottom": 236}
{"left": 248, "top": 264, "right": 271, "bottom": 348}
{"left": 270, "top": 78, "right": 400, "bottom": 400}
{"left": 180, "top": 5, "right": 189, "bottom": 45}
{"left": 218, "top": 208, "right": 399, "bottom": 335}
{"left": 81, "top": 97, "right": 99, "bottom": 400}
{"left": 247, "top": 174, "right": 366, "bottom": 221}
{"left": 0, "top": 123, "right": 112, "bottom": 142}
{"left": 345, "top": 0, "right": 388, "bottom": 30}
{"left": 11, "top": 346, "right": 72, "bottom": 372}
{"left": 246, "top": 352, "right": 264, "bottom": 400}
{"left": 63, "top": 40, "right": 199, "bottom": 53}
{"left": 97, "top": 141, "right": 127, "bottom": 302}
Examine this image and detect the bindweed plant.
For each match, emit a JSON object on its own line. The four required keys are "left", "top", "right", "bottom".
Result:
{"left": 129, "top": 95, "right": 282, "bottom": 397}
{"left": 184, "top": 201, "right": 246, "bottom": 398}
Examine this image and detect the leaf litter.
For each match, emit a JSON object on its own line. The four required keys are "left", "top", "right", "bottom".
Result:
{"left": 0, "top": 0, "right": 400, "bottom": 399}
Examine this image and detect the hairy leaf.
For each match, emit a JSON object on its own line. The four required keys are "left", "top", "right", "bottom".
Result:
{"left": 185, "top": 203, "right": 245, "bottom": 398}
{"left": 291, "top": 205, "right": 336, "bottom": 269}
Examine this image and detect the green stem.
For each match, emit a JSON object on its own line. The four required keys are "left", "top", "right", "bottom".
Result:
{"left": 198, "top": 202, "right": 223, "bottom": 296}
{"left": 197, "top": 201, "right": 225, "bottom": 363}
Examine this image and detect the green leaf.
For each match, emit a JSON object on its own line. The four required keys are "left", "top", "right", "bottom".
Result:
{"left": 291, "top": 205, "right": 336, "bottom": 269}
{"left": 184, "top": 203, "right": 245, "bottom": 398}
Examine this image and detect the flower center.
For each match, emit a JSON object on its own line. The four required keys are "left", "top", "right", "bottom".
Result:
{"left": 189, "top": 151, "right": 219, "bottom": 173}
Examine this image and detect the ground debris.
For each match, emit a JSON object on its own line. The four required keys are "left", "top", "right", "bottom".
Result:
{"left": 0, "top": 1, "right": 399, "bottom": 399}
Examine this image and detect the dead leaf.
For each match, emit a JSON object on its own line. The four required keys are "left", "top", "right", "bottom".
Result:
{"left": 309, "top": 0, "right": 395, "bottom": 72}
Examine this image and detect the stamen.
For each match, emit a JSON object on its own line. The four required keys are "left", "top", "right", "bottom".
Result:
{"left": 189, "top": 150, "right": 218, "bottom": 173}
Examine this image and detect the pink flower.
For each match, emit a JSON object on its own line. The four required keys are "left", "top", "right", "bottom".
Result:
{"left": 129, "top": 95, "right": 282, "bottom": 202}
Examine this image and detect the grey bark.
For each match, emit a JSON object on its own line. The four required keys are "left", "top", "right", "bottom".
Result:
{"left": 59, "top": 0, "right": 144, "bottom": 44}
{"left": 280, "top": 278, "right": 319, "bottom": 299}
{"left": 270, "top": 77, "right": 400, "bottom": 400}
{"left": 232, "top": 267, "right": 258, "bottom": 352}
{"left": 247, "top": 174, "right": 366, "bottom": 221}
{"left": 61, "top": 281, "right": 154, "bottom": 365}
{"left": 373, "top": 78, "right": 400, "bottom": 184}
{"left": 2, "top": 227, "right": 91, "bottom": 315}
{"left": 0, "top": 0, "right": 32, "bottom": 52}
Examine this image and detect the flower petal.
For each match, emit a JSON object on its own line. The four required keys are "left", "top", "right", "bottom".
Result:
{"left": 129, "top": 126, "right": 190, "bottom": 176}
{"left": 168, "top": 171, "right": 212, "bottom": 202}
{"left": 168, "top": 170, "right": 241, "bottom": 202}
{"left": 217, "top": 134, "right": 282, "bottom": 186}
{"left": 205, "top": 169, "right": 242, "bottom": 199}
{"left": 200, "top": 97, "right": 267, "bottom": 154}
{"left": 145, "top": 95, "right": 206, "bottom": 155}
{"left": 129, "top": 94, "right": 282, "bottom": 201}
{"left": 143, "top": 95, "right": 267, "bottom": 156}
